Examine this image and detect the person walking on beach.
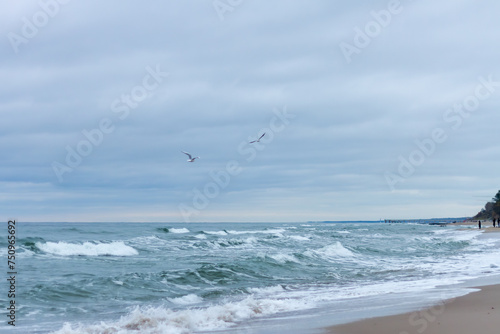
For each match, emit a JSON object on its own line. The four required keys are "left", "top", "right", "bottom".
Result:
{"left": 494, "top": 219, "right": 496, "bottom": 228}
{"left": 478, "top": 220, "right": 481, "bottom": 229}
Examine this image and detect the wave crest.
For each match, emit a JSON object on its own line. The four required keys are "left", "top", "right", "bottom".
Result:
{"left": 36, "top": 241, "right": 138, "bottom": 257}
{"left": 305, "top": 241, "right": 354, "bottom": 259}
{"left": 52, "top": 296, "right": 312, "bottom": 334}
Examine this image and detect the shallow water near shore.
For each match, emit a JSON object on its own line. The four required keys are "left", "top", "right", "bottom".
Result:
{"left": 2, "top": 222, "right": 500, "bottom": 333}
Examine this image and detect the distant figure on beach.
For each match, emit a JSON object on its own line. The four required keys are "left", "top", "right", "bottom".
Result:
{"left": 494, "top": 219, "right": 496, "bottom": 228}
{"left": 478, "top": 220, "right": 481, "bottom": 229}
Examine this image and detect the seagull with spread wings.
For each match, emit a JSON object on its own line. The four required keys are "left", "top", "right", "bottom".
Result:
{"left": 182, "top": 151, "right": 200, "bottom": 162}
{"left": 249, "top": 132, "right": 266, "bottom": 143}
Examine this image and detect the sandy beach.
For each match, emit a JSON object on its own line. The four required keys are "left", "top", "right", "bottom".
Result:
{"left": 327, "top": 224, "right": 500, "bottom": 334}
{"left": 454, "top": 219, "right": 500, "bottom": 233}
{"left": 327, "top": 284, "right": 500, "bottom": 334}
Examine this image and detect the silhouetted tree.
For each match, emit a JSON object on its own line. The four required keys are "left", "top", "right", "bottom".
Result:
{"left": 474, "top": 189, "right": 500, "bottom": 219}
{"left": 493, "top": 190, "right": 500, "bottom": 203}
{"left": 493, "top": 190, "right": 500, "bottom": 218}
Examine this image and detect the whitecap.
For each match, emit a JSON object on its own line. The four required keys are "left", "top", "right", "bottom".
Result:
{"left": 36, "top": 241, "right": 138, "bottom": 257}
{"left": 305, "top": 241, "right": 354, "bottom": 259}
{"left": 288, "top": 235, "right": 310, "bottom": 241}
{"left": 204, "top": 230, "right": 228, "bottom": 236}
{"left": 268, "top": 253, "right": 301, "bottom": 264}
{"left": 247, "top": 285, "right": 286, "bottom": 295}
{"left": 52, "top": 296, "right": 313, "bottom": 334}
{"left": 169, "top": 228, "right": 190, "bottom": 234}
{"left": 168, "top": 294, "right": 203, "bottom": 305}
{"left": 226, "top": 229, "right": 285, "bottom": 235}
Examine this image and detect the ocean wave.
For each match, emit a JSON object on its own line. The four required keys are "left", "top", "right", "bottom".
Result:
{"left": 304, "top": 241, "right": 354, "bottom": 259}
{"left": 170, "top": 228, "right": 190, "bottom": 234}
{"left": 51, "top": 296, "right": 313, "bottom": 334}
{"left": 225, "top": 228, "right": 286, "bottom": 235}
{"left": 247, "top": 285, "right": 287, "bottom": 295}
{"left": 288, "top": 235, "right": 310, "bottom": 241}
{"left": 261, "top": 252, "right": 301, "bottom": 264}
{"left": 167, "top": 294, "right": 203, "bottom": 305}
{"left": 36, "top": 241, "right": 139, "bottom": 257}
{"left": 19, "top": 236, "right": 46, "bottom": 251}
{"left": 157, "top": 227, "right": 190, "bottom": 234}
{"left": 203, "top": 230, "right": 228, "bottom": 236}
{"left": 193, "top": 237, "right": 258, "bottom": 250}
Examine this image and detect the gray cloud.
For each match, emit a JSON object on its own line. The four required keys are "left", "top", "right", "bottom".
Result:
{"left": 1, "top": 0, "right": 500, "bottom": 222}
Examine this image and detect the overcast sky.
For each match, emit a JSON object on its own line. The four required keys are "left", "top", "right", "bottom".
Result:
{"left": 2, "top": 0, "right": 499, "bottom": 222}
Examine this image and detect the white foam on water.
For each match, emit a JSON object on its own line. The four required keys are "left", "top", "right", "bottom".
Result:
{"left": 34, "top": 223, "right": 500, "bottom": 334}
{"left": 247, "top": 285, "right": 286, "bottom": 295}
{"left": 204, "top": 230, "right": 228, "bottom": 236}
{"left": 36, "top": 241, "right": 139, "bottom": 257}
{"left": 168, "top": 294, "right": 203, "bottom": 305}
{"left": 169, "top": 228, "right": 190, "bottom": 234}
{"left": 133, "top": 235, "right": 162, "bottom": 242}
{"left": 51, "top": 296, "right": 314, "bottom": 334}
{"left": 434, "top": 228, "right": 482, "bottom": 242}
{"left": 288, "top": 235, "right": 310, "bottom": 241}
{"left": 226, "top": 229, "right": 286, "bottom": 235}
{"left": 267, "top": 253, "right": 301, "bottom": 264}
{"left": 17, "top": 248, "right": 36, "bottom": 258}
{"left": 304, "top": 241, "right": 354, "bottom": 259}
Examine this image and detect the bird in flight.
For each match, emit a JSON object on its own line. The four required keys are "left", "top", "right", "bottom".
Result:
{"left": 249, "top": 132, "right": 266, "bottom": 143}
{"left": 182, "top": 151, "right": 200, "bottom": 162}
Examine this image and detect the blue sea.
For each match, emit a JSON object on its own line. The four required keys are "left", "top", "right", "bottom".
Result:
{"left": 2, "top": 221, "right": 500, "bottom": 333}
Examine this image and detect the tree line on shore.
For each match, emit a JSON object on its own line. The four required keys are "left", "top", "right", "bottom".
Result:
{"left": 474, "top": 190, "right": 500, "bottom": 220}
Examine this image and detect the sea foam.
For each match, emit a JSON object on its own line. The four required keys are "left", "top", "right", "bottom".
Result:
{"left": 304, "top": 241, "right": 354, "bottom": 259}
{"left": 52, "top": 296, "right": 313, "bottom": 334}
{"left": 168, "top": 294, "right": 203, "bottom": 305}
{"left": 169, "top": 228, "right": 190, "bottom": 234}
{"left": 36, "top": 241, "right": 139, "bottom": 257}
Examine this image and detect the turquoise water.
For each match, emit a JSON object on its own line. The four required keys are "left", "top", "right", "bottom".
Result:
{"left": 1, "top": 222, "right": 499, "bottom": 333}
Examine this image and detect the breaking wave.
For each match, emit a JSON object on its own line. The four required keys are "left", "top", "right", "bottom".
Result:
{"left": 36, "top": 241, "right": 139, "bottom": 257}
{"left": 52, "top": 296, "right": 312, "bottom": 334}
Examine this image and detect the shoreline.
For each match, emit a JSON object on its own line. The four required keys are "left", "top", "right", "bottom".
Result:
{"left": 325, "top": 225, "right": 500, "bottom": 334}
{"left": 326, "top": 283, "right": 500, "bottom": 334}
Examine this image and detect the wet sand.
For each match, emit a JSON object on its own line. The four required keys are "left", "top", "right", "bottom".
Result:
{"left": 327, "top": 284, "right": 500, "bottom": 334}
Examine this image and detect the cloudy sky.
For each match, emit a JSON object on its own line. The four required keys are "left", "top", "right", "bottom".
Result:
{"left": 2, "top": 0, "right": 499, "bottom": 222}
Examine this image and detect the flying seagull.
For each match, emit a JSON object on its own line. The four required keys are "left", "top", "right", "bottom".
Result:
{"left": 249, "top": 132, "right": 266, "bottom": 143}
{"left": 182, "top": 151, "right": 200, "bottom": 162}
